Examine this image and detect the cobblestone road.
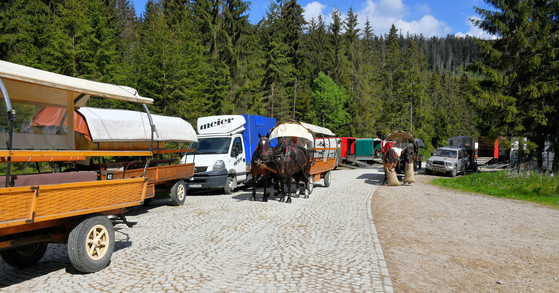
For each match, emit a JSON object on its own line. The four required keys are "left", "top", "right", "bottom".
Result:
{"left": 0, "top": 167, "right": 392, "bottom": 292}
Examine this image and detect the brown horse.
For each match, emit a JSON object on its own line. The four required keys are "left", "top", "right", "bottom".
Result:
{"left": 382, "top": 148, "right": 400, "bottom": 186}
{"left": 272, "top": 138, "right": 311, "bottom": 203}
{"left": 251, "top": 133, "right": 277, "bottom": 202}
{"left": 401, "top": 146, "right": 416, "bottom": 184}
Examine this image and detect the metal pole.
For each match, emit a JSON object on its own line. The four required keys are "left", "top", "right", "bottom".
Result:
{"left": 409, "top": 96, "right": 413, "bottom": 133}
{"left": 0, "top": 79, "right": 14, "bottom": 187}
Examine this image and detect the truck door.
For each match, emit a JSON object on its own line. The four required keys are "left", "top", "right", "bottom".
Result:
{"left": 230, "top": 136, "right": 247, "bottom": 182}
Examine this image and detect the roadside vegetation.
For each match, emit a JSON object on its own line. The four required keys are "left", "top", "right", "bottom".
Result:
{"left": 432, "top": 171, "right": 559, "bottom": 208}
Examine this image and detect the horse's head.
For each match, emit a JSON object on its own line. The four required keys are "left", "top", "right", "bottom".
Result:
{"left": 402, "top": 146, "right": 415, "bottom": 164}
{"left": 255, "top": 133, "right": 273, "bottom": 162}
{"left": 383, "top": 148, "right": 399, "bottom": 169}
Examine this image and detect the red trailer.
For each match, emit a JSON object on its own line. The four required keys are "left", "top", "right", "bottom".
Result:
{"left": 339, "top": 137, "right": 356, "bottom": 161}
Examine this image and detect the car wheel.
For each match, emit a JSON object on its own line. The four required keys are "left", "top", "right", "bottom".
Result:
{"left": 323, "top": 171, "right": 331, "bottom": 187}
{"left": 223, "top": 176, "right": 236, "bottom": 194}
{"left": 0, "top": 242, "right": 48, "bottom": 268}
{"left": 306, "top": 176, "right": 314, "bottom": 195}
{"left": 68, "top": 214, "right": 115, "bottom": 273}
{"left": 170, "top": 180, "right": 187, "bottom": 206}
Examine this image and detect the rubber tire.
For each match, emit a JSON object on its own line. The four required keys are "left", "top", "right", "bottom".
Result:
{"left": 0, "top": 242, "right": 48, "bottom": 268}
{"left": 68, "top": 214, "right": 115, "bottom": 273}
{"left": 170, "top": 180, "right": 187, "bottom": 206}
{"left": 425, "top": 168, "right": 432, "bottom": 175}
{"left": 306, "top": 176, "right": 314, "bottom": 195}
{"left": 223, "top": 176, "right": 235, "bottom": 195}
{"left": 323, "top": 171, "right": 331, "bottom": 187}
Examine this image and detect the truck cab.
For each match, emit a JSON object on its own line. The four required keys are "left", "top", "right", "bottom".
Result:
{"left": 182, "top": 115, "right": 276, "bottom": 194}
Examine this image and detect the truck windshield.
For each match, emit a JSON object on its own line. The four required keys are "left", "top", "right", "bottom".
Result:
{"left": 435, "top": 149, "right": 457, "bottom": 158}
{"left": 192, "top": 137, "right": 231, "bottom": 154}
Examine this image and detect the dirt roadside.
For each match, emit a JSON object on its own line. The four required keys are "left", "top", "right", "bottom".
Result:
{"left": 371, "top": 172, "right": 559, "bottom": 292}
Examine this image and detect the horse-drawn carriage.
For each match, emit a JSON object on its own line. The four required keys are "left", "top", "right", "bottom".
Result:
{"left": 0, "top": 60, "right": 192, "bottom": 272}
{"left": 251, "top": 120, "right": 338, "bottom": 202}
{"left": 382, "top": 131, "right": 422, "bottom": 185}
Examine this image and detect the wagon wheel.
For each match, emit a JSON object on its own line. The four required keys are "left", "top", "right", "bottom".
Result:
{"left": 306, "top": 175, "right": 314, "bottom": 195}
{"left": 68, "top": 214, "right": 115, "bottom": 273}
{"left": 323, "top": 171, "right": 331, "bottom": 187}
{"left": 0, "top": 242, "right": 48, "bottom": 268}
{"left": 170, "top": 180, "right": 187, "bottom": 206}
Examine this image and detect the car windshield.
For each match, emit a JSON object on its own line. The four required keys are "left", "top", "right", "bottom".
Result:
{"left": 192, "top": 137, "right": 231, "bottom": 154}
{"left": 434, "top": 149, "right": 457, "bottom": 158}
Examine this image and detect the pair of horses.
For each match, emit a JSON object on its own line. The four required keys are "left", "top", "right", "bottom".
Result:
{"left": 382, "top": 146, "right": 416, "bottom": 185}
{"left": 250, "top": 134, "right": 311, "bottom": 203}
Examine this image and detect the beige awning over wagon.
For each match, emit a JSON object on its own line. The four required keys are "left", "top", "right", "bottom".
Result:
{"left": 0, "top": 60, "right": 153, "bottom": 107}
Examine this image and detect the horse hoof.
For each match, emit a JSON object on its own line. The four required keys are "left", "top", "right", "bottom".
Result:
{"left": 263, "top": 198, "right": 268, "bottom": 202}
{"left": 286, "top": 198, "right": 292, "bottom": 203}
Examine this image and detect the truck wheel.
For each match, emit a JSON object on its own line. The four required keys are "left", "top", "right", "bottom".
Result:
{"left": 224, "top": 176, "right": 236, "bottom": 195}
{"left": 323, "top": 171, "right": 331, "bottom": 187}
{"left": 0, "top": 242, "right": 48, "bottom": 268}
{"left": 170, "top": 180, "right": 187, "bottom": 206}
{"left": 68, "top": 214, "right": 115, "bottom": 273}
{"left": 425, "top": 168, "right": 432, "bottom": 175}
{"left": 306, "top": 176, "right": 314, "bottom": 195}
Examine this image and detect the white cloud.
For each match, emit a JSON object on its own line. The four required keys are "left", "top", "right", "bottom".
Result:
{"left": 303, "top": 1, "right": 327, "bottom": 22}
{"left": 302, "top": 0, "right": 451, "bottom": 38}
{"left": 455, "top": 16, "right": 498, "bottom": 40}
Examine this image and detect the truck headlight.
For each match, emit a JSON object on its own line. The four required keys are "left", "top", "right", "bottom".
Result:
{"left": 426, "top": 160, "right": 432, "bottom": 166}
{"left": 445, "top": 161, "right": 453, "bottom": 166}
{"left": 213, "top": 160, "right": 225, "bottom": 171}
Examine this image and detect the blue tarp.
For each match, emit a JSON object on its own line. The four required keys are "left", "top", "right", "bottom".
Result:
{"left": 241, "top": 114, "right": 277, "bottom": 163}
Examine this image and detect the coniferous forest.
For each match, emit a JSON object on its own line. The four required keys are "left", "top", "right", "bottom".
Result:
{"left": 1, "top": 0, "right": 558, "bottom": 170}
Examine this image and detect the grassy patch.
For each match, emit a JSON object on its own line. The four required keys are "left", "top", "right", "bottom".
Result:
{"left": 432, "top": 171, "right": 559, "bottom": 208}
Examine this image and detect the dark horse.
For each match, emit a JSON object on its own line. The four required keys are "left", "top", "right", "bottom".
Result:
{"left": 382, "top": 148, "right": 400, "bottom": 185}
{"left": 272, "top": 138, "right": 311, "bottom": 203}
{"left": 250, "top": 133, "right": 277, "bottom": 202}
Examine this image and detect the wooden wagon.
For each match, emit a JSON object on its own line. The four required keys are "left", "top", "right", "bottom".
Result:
{"left": 0, "top": 60, "right": 158, "bottom": 273}
{"left": 47, "top": 106, "right": 198, "bottom": 206}
{"left": 270, "top": 121, "right": 339, "bottom": 194}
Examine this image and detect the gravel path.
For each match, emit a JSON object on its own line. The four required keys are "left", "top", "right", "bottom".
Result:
{"left": 1, "top": 168, "right": 392, "bottom": 292}
{"left": 372, "top": 169, "right": 559, "bottom": 292}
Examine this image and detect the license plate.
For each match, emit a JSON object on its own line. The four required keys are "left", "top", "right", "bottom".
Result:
{"left": 189, "top": 184, "right": 202, "bottom": 188}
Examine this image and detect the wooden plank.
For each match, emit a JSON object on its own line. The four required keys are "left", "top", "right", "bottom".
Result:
{"left": 0, "top": 150, "right": 153, "bottom": 158}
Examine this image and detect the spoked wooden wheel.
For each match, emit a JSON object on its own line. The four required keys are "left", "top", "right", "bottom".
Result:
{"left": 68, "top": 214, "right": 115, "bottom": 273}
{"left": 86, "top": 224, "right": 110, "bottom": 261}
{"left": 170, "top": 180, "right": 187, "bottom": 206}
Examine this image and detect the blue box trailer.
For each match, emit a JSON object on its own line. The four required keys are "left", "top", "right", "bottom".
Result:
{"left": 241, "top": 114, "right": 277, "bottom": 163}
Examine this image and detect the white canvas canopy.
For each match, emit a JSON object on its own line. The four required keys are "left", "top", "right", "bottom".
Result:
{"left": 270, "top": 120, "right": 335, "bottom": 142}
{"left": 78, "top": 107, "right": 197, "bottom": 143}
{"left": 0, "top": 60, "right": 153, "bottom": 107}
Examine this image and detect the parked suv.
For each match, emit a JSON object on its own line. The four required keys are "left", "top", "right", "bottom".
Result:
{"left": 425, "top": 147, "right": 469, "bottom": 177}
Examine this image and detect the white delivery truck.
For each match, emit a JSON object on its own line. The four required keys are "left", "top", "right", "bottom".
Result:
{"left": 181, "top": 114, "right": 277, "bottom": 194}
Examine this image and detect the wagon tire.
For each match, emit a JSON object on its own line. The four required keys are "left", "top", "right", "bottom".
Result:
{"left": 68, "top": 214, "right": 115, "bottom": 273}
{"left": 170, "top": 180, "right": 187, "bottom": 206}
{"left": 323, "top": 171, "right": 331, "bottom": 187}
{"left": 0, "top": 242, "right": 48, "bottom": 268}
{"left": 306, "top": 176, "right": 314, "bottom": 195}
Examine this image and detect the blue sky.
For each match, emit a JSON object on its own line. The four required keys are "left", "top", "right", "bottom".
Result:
{"left": 130, "top": 0, "right": 494, "bottom": 38}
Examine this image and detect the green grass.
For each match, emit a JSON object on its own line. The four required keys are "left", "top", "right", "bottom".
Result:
{"left": 432, "top": 171, "right": 559, "bottom": 208}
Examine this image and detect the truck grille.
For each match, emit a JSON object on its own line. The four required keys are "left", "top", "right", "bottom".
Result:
{"left": 433, "top": 161, "right": 445, "bottom": 165}
{"left": 194, "top": 166, "right": 208, "bottom": 173}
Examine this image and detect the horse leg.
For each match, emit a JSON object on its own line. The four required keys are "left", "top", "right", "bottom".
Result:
{"left": 262, "top": 174, "right": 268, "bottom": 202}
{"left": 278, "top": 177, "right": 285, "bottom": 202}
{"left": 286, "top": 175, "right": 292, "bottom": 203}
{"left": 251, "top": 172, "right": 257, "bottom": 201}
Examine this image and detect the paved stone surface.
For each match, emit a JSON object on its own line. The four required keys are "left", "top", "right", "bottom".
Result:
{"left": 0, "top": 167, "right": 391, "bottom": 292}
